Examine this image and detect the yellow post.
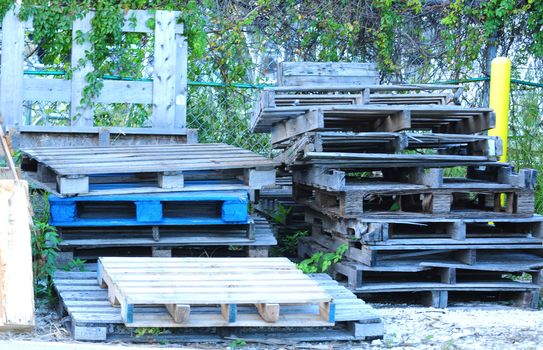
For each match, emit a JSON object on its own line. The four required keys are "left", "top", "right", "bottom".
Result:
{"left": 487, "top": 57, "right": 512, "bottom": 162}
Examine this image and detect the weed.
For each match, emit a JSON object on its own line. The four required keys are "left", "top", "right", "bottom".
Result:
{"left": 274, "top": 230, "right": 308, "bottom": 257}
{"left": 271, "top": 203, "right": 292, "bottom": 225}
{"left": 135, "top": 327, "right": 163, "bottom": 337}
{"left": 63, "top": 258, "right": 87, "bottom": 271}
{"left": 228, "top": 339, "right": 247, "bottom": 349}
{"left": 297, "top": 243, "right": 348, "bottom": 273}
{"left": 32, "top": 219, "right": 61, "bottom": 299}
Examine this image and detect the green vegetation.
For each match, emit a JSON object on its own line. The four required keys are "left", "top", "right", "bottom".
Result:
{"left": 228, "top": 339, "right": 247, "bottom": 349}
{"left": 30, "top": 191, "right": 86, "bottom": 301}
{"left": 134, "top": 327, "right": 163, "bottom": 337}
{"left": 297, "top": 243, "right": 348, "bottom": 273}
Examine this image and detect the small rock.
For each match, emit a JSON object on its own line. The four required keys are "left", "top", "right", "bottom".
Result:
{"left": 371, "top": 339, "right": 382, "bottom": 346}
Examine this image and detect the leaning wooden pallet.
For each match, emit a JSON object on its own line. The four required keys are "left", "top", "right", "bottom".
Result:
{"left": 0, "top": 127, "right": 35, "bottom": 330}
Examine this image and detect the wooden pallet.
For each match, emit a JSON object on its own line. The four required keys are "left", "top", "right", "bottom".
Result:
{"left": 275, "top": 132, "right": 502, "bottom": 159}
{"left": 252, "top": 105, "right": 495, "bottom": 140}
{"left": 49, "top": 190, "right": 251, "bottom": 228}
{"left": 55, "top": 215, "right": 276, "bottom": 264}
{"left": 300, "top": 231, "right": 543, "bottom": 268}
{"left": 294, "top": 181, "right": 535, "bottom": 218}
{"left": 292, "top": 165, "right": 536, "bottom": 192}
{"left": 304, "top": 208, "right": 543, "bottom": 242}
{"left": 97, "top": 257, "right": 335, "bottom": 327}
{"left": 20, "top": 143, "right": 276, "bottom": 195}
{"left": 53, "top": 269, "right": 384, "bottom": 341}
{"left": 298, "top": 240, "right": 543, "bottom": 309}
{"left": 336, "top": 263, "right": 542, "bottom": 309}
{"left": 254, "top": 84, "right": 461, "bottom": 121}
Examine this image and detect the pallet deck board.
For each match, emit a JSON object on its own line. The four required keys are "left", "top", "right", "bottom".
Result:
{"left": 97, "top": 257, "right": 336, "bottom": 326}
{"left": 21, "top": 143, "right": 276, "bottom": 195}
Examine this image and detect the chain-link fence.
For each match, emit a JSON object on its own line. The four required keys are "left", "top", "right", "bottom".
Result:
{"left": 186, "top": 83, "right": 271, "bottom": 155}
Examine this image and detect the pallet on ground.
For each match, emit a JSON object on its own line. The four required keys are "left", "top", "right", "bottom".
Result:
{"left": 21, "top": 143, "right": 276, "bottom": 195}
{"left": 275, "top": 132, "right": 502, "bottom": 160}
{"left": 49, "top": 190, "right": 251, "bottom": 227}
{"left": 298, "top": 240, "right": 543, "bottom": 309}
{"left": 304, "top": 208, "right": 543, "bottom": 242}
{"left": 335, "top": 261, "right": 542, "bottom": 309}
{"left": 252, "top": 105, "right": 495, "bottom": 141}
{"left": 96, "top": 257, "right": 336, "bottom": 327}
{"left": 293, "top": 180, "right": 535, "bottom": 218}
{"left": 53, "top": 269, "right": 383, "bottom": 341}
{"left": 299, "top": 229, "right": 543, "bottom": 268}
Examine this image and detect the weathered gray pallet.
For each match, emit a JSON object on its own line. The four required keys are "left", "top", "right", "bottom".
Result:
{"left": 252, "top": 105, "right": 495, "bottom": 140}
{"left": 304, "top": 209, "right": 543, "bottom": 243}
{"left": 292, "top": 165, "right": 536, "bottom": 192}
{"left": 53, "top": 268, "right": 383, "bottom": 341}
{"left": 277, "top": 62, "right": 379, "bottom": 86}
{"left": 55, "top": 215, "right": 276, "bottom": 264}
{"left": 254, "top": 84, "right": 461, "bottom": 122}
{"left": 298, "top": 240, "right": 543, "bottom": 309}
{"left": 293, "top": 181, "right": 535, "bottom": 218}
{"left": 300, "top": 227, "right": 543, "bottom": 268}
{"left": 275, "top": 132, "right": 502, "bottom": 161}
{"left": 98, "top": 257, "right": 336, "bottom": 327}
{"left": 20, "top": 143, "right": 276, "bottom": 195}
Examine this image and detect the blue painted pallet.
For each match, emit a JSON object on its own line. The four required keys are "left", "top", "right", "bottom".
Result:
{"left": 49, "top": 190, "right": 250, "bottom": 227}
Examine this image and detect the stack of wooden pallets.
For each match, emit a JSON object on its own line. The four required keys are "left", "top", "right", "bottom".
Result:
{"left": 251, "top": 62, "right": 543, "bottom": 308}
{"left": 21, "top": 143, "right": 278, "bottom": 261}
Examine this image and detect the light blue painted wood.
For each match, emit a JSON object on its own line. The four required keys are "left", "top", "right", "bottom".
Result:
{"left": 222, "top": 201, "right": 249, "bottom": 222}
{"left": 136, "top": 201, "right": 163, "bottom": 222}
{"left": 227, "top": 304, "right": 237, "bottom": 323}
{"left": 49, "top": 189, "right": 249, "bottom": 202}
{"left": 49, "top": 189, "right": 250, "bottom": 227}
{"left": 50, "top": 202, "right": 77, "bottom": 223}
{"left": 328, "top": 302, "right": 336, "bottom": 323}
{"left": 122, "top": 303, "right": 134, "bottom": 324}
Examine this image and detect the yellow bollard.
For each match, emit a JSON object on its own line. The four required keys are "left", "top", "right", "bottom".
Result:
{"left": 487, "top": 57, "right": 512, "bottom": 163}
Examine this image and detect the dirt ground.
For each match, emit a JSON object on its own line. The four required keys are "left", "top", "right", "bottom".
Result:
{"left": 1, "top": 302, "right": 542, "bottom": 350}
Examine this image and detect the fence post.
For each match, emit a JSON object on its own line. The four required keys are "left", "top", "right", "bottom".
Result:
{"left": 488, "top": 57, "right": 511, "bottom": 162}
{"left": 0, "top": 7, "right": 25, "bottom": 129}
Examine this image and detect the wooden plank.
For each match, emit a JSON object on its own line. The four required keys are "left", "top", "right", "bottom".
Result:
{"left": 23, "top": 79, "right": 155, "bottom": 104}
{"left": 70, "top": 13, "right": 94, "bottom": 127}
{"left": 278, "top": 62, "right": 379, "bottom": 86}
{"left": 152, "top": 10, "right": 177, "bottom": 128}
{"left": 174, "top": 34, "right": 188, "bottom": 129}
{"left": 0, "top": 8, "right": 25, "bottom": 127}
{"left": 0, "top": 181, "right": 34, "bottom": 330}
{"left": 122, "top": 10, "right": 183, "bottom": 34}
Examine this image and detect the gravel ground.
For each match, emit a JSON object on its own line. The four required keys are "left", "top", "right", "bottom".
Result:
{"left": 1, "top": 302, "right": 542, "bottom": 350}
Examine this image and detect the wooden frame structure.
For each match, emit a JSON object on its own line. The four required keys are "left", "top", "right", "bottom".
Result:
{"left": 1, "top": 7, "right": 188, "bottom": 143}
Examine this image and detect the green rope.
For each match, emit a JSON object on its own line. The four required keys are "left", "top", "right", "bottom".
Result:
{"left": 22, "top": 70, "right": 543, "bottom": 89}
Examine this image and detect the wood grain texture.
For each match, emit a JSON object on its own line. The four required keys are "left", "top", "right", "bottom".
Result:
{"left": 0, "top": 180, "right": 34, "bottom": 330}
